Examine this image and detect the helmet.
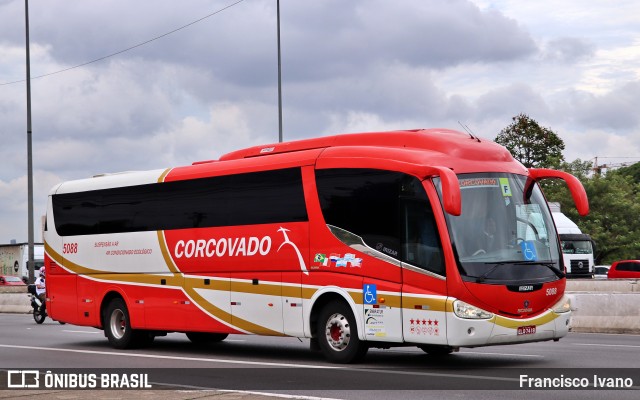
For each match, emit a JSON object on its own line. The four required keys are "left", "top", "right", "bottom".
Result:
{"left": 39, "top": 267, "right": 46, "bottom": 277}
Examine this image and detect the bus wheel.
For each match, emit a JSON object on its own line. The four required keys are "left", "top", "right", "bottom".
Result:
{"left": 317, "top": 300, "right": 367, "bottom": 363}
{"left": 186, "top": 332, "right": 229, "bottom": 344}
{"left": 104, "top": 298, "right": 140, "bottom": 349}
{"left": 418, "top": 345, "right": 454, "bottom": 356}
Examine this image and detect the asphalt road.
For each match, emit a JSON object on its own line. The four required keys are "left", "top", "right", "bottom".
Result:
{"left": 0, "top": 313, "right": 638, "bottom": 400}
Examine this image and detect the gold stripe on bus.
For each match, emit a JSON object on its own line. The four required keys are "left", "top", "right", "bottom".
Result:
{"left": 298, "top": 286, "right": 397, "bottom": 307}
{"left": 156, "top": 231, "right": 180, "bottom": 274}
{"left": 48, "top": 241, "right": 404, "bottom": 333}
{"left": 281, "top": 285, "right": 302, "bottom": 298}
{"left": 47, "top": 243, "right": 286, "bottom": 335}
{"left": 381, "top": 294, "right": 402, "bottom": 308}
{"left": 184, "top": 286, "right": 285, "bottom": 336}
{"left": 157, "top": 168, "right": 172, "bottom": 183}
{"left": 46, "top": 242, "right": 183, "bottom": 287}
{"left": 185, "top": 276, "right": 230, "bottom": 291}
{"left": 349, "top": 291, "right": 363, "bottom": 305}
{"left": 90, "top": 273, "right": 183, "bottom": 286}
{"left": 301, "top": 287, "right": 317, "bottom": 300}
{"left": 46, "top": 242, "right": 117, "bottom": 277}
{"left": 491, "top": 311, "right": 559, "bottom": 329}
{"left": 445, "top": 298, "right": 455, "bottom": 313}
{"left": 183, "top": 286, "right": 233, "bottom": 325}
{"left": 230, "top": 280, "right": 281, "bottom": 297}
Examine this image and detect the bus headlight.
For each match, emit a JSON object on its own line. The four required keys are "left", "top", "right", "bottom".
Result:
{"left": 551, "top": 295, "right": 571, "bottom": 314}
{"left": 453, "top": 300, "right": 494, "bottom": 319}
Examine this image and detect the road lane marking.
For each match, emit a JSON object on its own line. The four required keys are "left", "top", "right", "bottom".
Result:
{"left": 460, "top": 351, "right": 543, "bottom": 358}
{"left": 0, "top": 343, "right": 518, "bottom": 383}
{"left": 386, "top": 348, "right": 543, "bottom": 358}
{"left": 573, "top": 343, "right": 640, "bottom": 349}
{"left": 0, "top": 343, "right": 342, "bottom": 369}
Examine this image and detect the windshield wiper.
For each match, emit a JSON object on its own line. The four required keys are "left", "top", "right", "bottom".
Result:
{"left": 476, "top": 261, "right": 564, "bottom": 283}
{"left": 476, "top": 261, "right": 514, "bottom": 283}
{"left": 517, "top": 261, "right": 565, "bottom": 279}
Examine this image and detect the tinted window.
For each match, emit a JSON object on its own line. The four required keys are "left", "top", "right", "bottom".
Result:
{"left": 315, "top": 169, "right": 444, "bottom": 275}
{"left": 617, "top": 263, "right": 630, "bottom": 272}
{"left": 618, "top": 262, "right": 640, "bottom": 272}
{"left": 316, "top": 169, "right": 401, "bottom": 256}
{"left": 53, "top": 168, "right": 307, "bottom": 236}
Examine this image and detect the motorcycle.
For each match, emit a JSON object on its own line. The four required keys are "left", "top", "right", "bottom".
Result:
{"left": 27, "top": 284, "right": 65, "bottom": 324}
{"left": 28, "top": 284, "right": 47, "bottom": 324}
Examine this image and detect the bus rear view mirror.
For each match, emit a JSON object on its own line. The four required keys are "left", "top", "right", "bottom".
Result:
{"left": 424, "top": 166, "right": 461, "bottom": 216}
{"left": 528, "top": 168, "right": 589, "bottom": 216}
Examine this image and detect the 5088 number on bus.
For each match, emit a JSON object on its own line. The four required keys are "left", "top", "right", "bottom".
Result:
{"left": 63, "top": 243, "right": 78, "bottom": 254}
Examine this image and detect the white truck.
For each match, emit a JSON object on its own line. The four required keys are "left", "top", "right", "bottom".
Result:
{"left": 0, "top": 242, "right": 45, "bottom": 283}
{"left": 549, "top": 202, "right": 594, "bottom": 278}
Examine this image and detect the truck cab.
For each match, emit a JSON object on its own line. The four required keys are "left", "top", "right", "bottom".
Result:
{"left": 549, "top": 202, "right": 594, "bottom": 278}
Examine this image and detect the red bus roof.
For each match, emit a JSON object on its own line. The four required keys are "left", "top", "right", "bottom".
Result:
{"left": 214, "top": 129, "right": 524, "bottom": 175}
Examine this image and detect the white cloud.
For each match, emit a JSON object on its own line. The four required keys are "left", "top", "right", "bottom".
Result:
{"left": 0, "top": 170, "right": 61, "bottom": 242}
{"left": 0, "top": 0, "right": 639, "bottom": 242}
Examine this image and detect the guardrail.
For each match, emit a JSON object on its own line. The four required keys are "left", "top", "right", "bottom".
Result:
{"left": 1, "top": 280, "right": 639, "bottom": 334}
{"left": 0, "top": 286, "right": 31, "bottom": 313}
{"left": 566, "top": 279, "right": 639, "bottom": 334}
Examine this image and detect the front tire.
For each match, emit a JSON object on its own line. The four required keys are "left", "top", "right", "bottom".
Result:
{"left": 104, "top": 298, "right": 153, "bottom": 349}
{"left": 316, "top": 300, "right": 367, "bottom": 363}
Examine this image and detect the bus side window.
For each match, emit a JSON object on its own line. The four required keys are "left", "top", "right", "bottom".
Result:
{"left": 315, "top": 169, "right": 444, "bottom": 275}
{"left": 401, "top": 195, "right": 444, "bottom": 276}
{"left": 315, "top": 169, "right": 402, "bottom": 260}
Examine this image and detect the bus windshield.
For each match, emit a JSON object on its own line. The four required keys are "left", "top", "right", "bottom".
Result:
{"left": 436, "top": 173, "right": 562, "bottom": 284}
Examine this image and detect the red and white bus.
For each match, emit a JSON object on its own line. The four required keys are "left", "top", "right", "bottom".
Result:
{"left": 44, "top": 129, "right": 588, "bottom": 363}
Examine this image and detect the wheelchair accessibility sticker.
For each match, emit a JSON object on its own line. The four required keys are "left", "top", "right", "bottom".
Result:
{"left": 363, "top": 284, "right": 377, "bottom": 304}
{"left": 520, "top": 241, "right": 538, "bottom": 261}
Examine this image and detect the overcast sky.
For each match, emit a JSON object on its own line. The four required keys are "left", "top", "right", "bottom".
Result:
{"left": 1, "top": 0, "right": 639, "bottom": 243}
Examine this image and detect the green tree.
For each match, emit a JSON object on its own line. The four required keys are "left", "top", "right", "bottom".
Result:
{"left": 495, "top": 114, "right": 565, "bottom": 168}
{"left": 543, "top": 163, "right": 640, "bottom": 264}
{"left": 611, "top": 162, "right": 640, "bottom": 184}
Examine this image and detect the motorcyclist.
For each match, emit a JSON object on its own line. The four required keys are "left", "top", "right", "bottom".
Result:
{"left": 35, "top": 267, "right": 46, "bottom": 313}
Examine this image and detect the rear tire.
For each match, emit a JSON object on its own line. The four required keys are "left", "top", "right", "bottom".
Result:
{"left": 104, "top": 298, "right": 153, "bottom": 349}
{"left": 186, "top": 332, "right": 229, "bottom": 344}
{"left": 316, "top": 300, "right": 368, "bottom": 363}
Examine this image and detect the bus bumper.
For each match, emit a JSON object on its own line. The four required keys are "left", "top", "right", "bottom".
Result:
{"left": 446, "top": 310, "right": 571, "bottom": 347}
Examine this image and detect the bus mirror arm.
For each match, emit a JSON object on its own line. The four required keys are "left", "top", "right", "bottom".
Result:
{"left": 529, "top": 168, "right": 589, "bottom": 216}
{"left": 424, "top": 166, "right": 461, "bottom": 216}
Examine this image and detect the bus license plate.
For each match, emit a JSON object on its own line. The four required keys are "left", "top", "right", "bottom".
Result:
{"left": 517, "top": 325, "right": 536, "bottom": 335}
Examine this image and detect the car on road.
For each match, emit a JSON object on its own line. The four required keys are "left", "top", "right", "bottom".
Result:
{"left": 0, "top": 275, "right": 26, "bottom": 286}
{"left": 607, "top": 260, "right": 640, "bottom": 279}
{"left": 594, "top": 265, "right": 610, "bottom": 279}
